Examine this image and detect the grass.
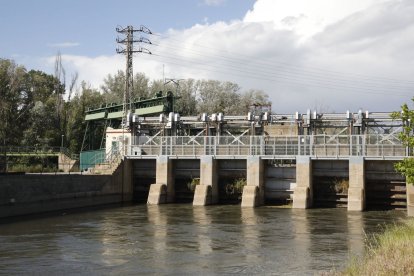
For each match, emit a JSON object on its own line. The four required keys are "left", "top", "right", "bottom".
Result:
{"left": 341, "top": 219, "right": 414, "bottom": 276}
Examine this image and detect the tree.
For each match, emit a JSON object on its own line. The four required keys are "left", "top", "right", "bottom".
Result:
{"left": 237, "top": 89, "right": 272, "bottom": 115}
{"left": 0, "top": 59, "right": 31, "bottom": 146}
{"left": 391, "top": 98, "right": 414, "bottom": 183}
{"left": 65, "top": 81, "right": 105, "bottom": 153}
{"left": 101, "top": 71, "right": 150, "bottom": 104}
{"left": 170, "top": 79, "right": 198, "bottom": 116}
{"left": 21, "top": 70, "right": 63, "bottom": 147}
{"left": 196, "top": 80, "right": 241, "bottom": 115}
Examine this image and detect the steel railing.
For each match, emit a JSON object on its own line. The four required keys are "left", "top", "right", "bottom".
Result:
{"left": 126, "top": 134, "right": 407, "bottom": 158}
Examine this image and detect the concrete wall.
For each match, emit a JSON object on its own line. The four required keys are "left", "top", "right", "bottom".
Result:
{"left": 58, "top": 153, "right": 79, "bottom": 173}
{"left": 264, "top": 124, "right": 298, "bottom": 136}
{"left": 0, "top": 160, "right": 133, "bottom": 219}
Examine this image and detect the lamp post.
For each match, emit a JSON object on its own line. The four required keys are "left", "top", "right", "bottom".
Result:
{"left": 61, "top": 134, "right": 64, "bottom": 151}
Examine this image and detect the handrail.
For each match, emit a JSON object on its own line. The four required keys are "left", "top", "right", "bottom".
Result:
{"left": 127, "top": 134, "right": 407, "bottom": 158}
{"left": 1, "top": 146, "right": 79, "bottom": 160}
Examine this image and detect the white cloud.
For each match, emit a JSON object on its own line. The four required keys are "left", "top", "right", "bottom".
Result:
{"left": 243, "top": 0, "right": 383, "bottom": 39}
{"left": 43, "top": 53, "right": 163, "bottom": 91}
{"left": 41, "top": 0, "right": 414, "bottom": 113}
{"left": 47, "top": 42, "right": 80, "bottom": 48}
{"left": 203, "top": 0, "right": 226, "bottom": 7}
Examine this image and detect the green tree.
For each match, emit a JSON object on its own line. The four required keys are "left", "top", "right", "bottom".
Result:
{"left": 196, "top": 80, "right": 241, "bottom": 115}
{"left": 22, "top": 70, "right": 63, "bottom": 147}
{"left": 0, "top": 59, "right": 31, "bottom": 146}
{"left": 391, "top": 98, "right": 414, "bottom": 183}
{"left": 66, "top": 81, "right": 105, "bottom": 153}
{"left": 101, "top": 71, "right": 150, "bottom": 104}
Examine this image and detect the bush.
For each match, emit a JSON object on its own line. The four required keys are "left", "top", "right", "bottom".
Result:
{"left": 225, "top": 178, "right": 247, "bottom": 199}
{"left": 187, "top": 178, "right": 200, "bottom": 192}
{"left": 8, "top": 164, "right": 57, "bottom": 173}
{"left": 334, "top": 179, "right": 349, "bottom": 194}
{"left": 343, "top": 219, "right": 414, "bottom": 275}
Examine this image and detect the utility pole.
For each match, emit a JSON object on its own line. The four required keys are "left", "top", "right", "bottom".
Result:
{"left": 164, "top": 78, "right": 184, "bottom": 113}
{"left": 116, "top": 25, "right": 153, "bottom": 129}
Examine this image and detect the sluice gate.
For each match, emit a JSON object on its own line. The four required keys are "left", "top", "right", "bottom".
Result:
{"left": 264, "top": 161, "right": 296, "bottom": 205}
{"left": 365, "top": 161, "right": 406, "bottom": 210}
{"left": 312, "top": 160, "right": 349, "bottom": 208}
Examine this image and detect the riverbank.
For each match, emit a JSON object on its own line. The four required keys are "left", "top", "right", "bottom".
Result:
{"left": 342, "top": 218, "right": 414, "bottom": 275}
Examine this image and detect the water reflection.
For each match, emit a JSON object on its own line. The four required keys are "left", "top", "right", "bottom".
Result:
{"left": 0, "top": 205, "right": 406, "bottom": 275}
{"left": 193, "top": 206, "right": 212, "bottom": 256}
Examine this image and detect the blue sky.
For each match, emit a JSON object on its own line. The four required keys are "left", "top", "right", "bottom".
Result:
{"left": 2, "top": 0, "right": 254, "bottom": 58}
{"left": 2, "top": 0, "right": 414, "bottom": 112}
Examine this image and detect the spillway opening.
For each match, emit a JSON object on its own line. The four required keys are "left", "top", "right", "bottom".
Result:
{"left": 313, "top": 160, "right": 349, "bottom": 208}
{"left": 174, "top": 159, "right": 199, "bottom": 204}
{"left": 218, "top": 160, "right": 246, "bottom": 204}
{"left": 264, "top": 160, "right": 296, "bottom": 206}
{"left": 133, "top": 160, "right": 156, "bottom": 203}
{"left": 174, "top": 178, "right": 197, "bottom": 203}
{"left": 218, "top": 177, "right": 246, "bottom": 204}
{"left": 365, "top": 161, "right": 406, "bottom": 210}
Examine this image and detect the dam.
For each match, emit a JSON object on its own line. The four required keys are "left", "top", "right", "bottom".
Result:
{"left": 79, "top": 107, "right": 413, "bottom": 215}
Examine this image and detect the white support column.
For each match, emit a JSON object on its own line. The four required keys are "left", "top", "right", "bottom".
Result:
{"left": 193, "top": 156, "right": 218, "bottom": 206}
{"left": 293, "top": 156, "right": 312, "bottom": 209}
{"left": 147, "top": 156, "right": 174, "bottom": 204}
{"left": 241, "top": 156, "right": 264, "bottom": 207}
{"left": 348, "top": 157, "right": 365, "bottom": 211}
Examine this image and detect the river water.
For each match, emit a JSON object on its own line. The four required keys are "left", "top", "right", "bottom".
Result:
{"left": 0, "top": 205, "right": 406, "bottom": 275}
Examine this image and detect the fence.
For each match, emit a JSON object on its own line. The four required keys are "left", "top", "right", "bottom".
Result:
{"left": 126, "top": 134, "right": 407, "bottom": 158}
{"left": 79, "top": 149, "right": 106, "bottom": 171}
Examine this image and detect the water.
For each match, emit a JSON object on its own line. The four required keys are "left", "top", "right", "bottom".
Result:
{"left": 0, "top": 205, "right": 406, "bottom": 275}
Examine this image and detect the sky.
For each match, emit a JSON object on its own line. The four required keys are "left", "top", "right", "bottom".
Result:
{"left": 2, "top": 0, "right": 414, "bottom": 113}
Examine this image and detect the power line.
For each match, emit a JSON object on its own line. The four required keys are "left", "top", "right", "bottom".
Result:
{"left": 141, "top": 53, "right": 412, "bottom": 97}
{"left": 137, "top": 29, "right": 413, "bottom": 99}
{"left": 150, "top": 43, "right": 413, "bottom": 91}
{"left": 154, "top": 34, "right": 414, "bottom": 85}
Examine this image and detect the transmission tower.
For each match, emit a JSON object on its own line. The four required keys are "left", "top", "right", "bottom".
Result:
{"left": 116, "top": 25, "right": 152, "bottom": 128}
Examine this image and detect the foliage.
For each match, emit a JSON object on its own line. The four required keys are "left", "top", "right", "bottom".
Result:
{"left": 225, "top": 178, "right": 247, "bottom": 199}
{"left": 333, "top": 178, "right": 349, "bottom": 194}
{"left": 101, "top": 71, "right": 150, "bottom": 104}
{"left": 343, "top": 219, "right": 414, "bottom": 276}
{"left": 8, "top": 164, "right": 58, "bottom": 173}
{"left": 391, "top": 98, "right": 414, "bottom": 184}
{"left": 187, "top": 178, "right": 200, "bottom": 192}
{"left": 394, "top": 158, "right": 414, "bottom": 183}
{"left": 0, "top": 58, "right": 272, "bottom": 157}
